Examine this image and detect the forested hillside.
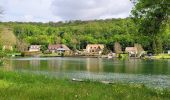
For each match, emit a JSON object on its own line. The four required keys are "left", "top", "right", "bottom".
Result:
{"left": 0, "top": 18, "right": 170, "bottom": 52}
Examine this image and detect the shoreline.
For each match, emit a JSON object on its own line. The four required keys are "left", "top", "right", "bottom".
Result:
{"left": 0, "top": 69, "right": 169, "bottom": 99}
{"left": 8, "top": 52, "right": 170, "bottom": 60}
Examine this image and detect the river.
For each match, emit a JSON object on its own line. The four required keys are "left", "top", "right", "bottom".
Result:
{"left": 3, "top": 57, "right": 170, "bottom": 89}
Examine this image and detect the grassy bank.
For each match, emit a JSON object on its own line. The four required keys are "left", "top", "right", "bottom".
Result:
{"left": 0, "top": 70, "right": 169, "bottom": 100}
{"left": 153, "top": 54, "right": 170, "bottom": 59}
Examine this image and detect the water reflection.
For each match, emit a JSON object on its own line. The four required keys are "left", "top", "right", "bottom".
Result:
{"left": 3, "top": 57, "right": 170, "bottom": 89}
{"left": 86, "top": 58, "right": 103, "bottom": 73}
{"left": 30, "top": 60, "right": 40, "bottom": 69}
{"left": 4, "top": 57, "right": 170, "bottom": 75}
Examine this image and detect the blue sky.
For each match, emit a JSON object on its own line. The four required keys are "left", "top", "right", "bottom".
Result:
{"left": 0, "top": 0, "right": 133, "bottom": 22}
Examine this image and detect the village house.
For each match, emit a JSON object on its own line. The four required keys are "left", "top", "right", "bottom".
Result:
{"left": 125, "top": 47, "right": 138, "bottom": 57}
{"left": 86, "top": 44, "right": 104, "bottom": 55}
{"left": 48, "top": 44, "right": 70, "bottom": 54}
{"left": 29, "top": 45, "right": 41, "bottom": 52}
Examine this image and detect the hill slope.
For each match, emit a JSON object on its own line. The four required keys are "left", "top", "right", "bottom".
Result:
{"left": 0, "top": 26, "right": 16, "bottom": 46}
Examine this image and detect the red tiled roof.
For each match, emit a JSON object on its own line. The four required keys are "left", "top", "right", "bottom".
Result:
{"left": 48, "top": 44, "right": 61, "bottom": 49}
{"left": 48, "top": 44, "right": 70, "bottom": 51}
{"left": 86, "top": 44, "right": 104, "bottom": 49}
{"left": 125, "top": 47, "right": 137, "bottom": 52}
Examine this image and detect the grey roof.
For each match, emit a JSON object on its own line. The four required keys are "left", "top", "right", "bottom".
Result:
{"left": 57, "top": 48, "right": 66, "bottom": 51}
{"left": 48, "top": 44, "right": 70, "bottom": 51}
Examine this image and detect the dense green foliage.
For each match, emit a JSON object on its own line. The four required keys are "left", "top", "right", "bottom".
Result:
{"left": 131, "top": 0, "right": 170, "bottom": 54}
{"left": 0, "top": 19, "right": 149, "bottom": 51}
{"left": 0, "top": 17, "right": 170, "bottom": 53}
{"left": 11, "top": 18, "right": 140, "bottom": 51}
{"left": 0, "top": 27, "right": 5, "bottom": 65}
{"left": 0, "top": 70, "right": 169, "bottom": 99}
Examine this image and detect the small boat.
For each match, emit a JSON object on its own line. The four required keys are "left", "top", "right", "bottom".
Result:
{"left": 100, "top": 81, "right": 114, "bottom": 84}
{"left": 72, "top": 78, "right": 84, "bottom": 82}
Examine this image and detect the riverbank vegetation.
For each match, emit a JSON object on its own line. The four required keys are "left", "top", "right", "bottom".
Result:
{"left": 1, "top": 0, "right": 170, "bottom": 55}
{"left": 131, "top": 0, "right": 170, "bottom": 54}
{"left": 0, "top": 17, "right": 169, "bottom": 55}
{"left": 0, "top": 69, "right": 169, "bottom": 100}
{"left": 153, "top": 54, "right": 170, "bottom": 59}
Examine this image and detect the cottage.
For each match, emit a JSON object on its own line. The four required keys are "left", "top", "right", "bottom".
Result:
{"left": 125, "top": 47, "right": 138, "bottom": 57}
{"left": 48, "top": 44, "right": 70, "bottom": 54}
{"left": 86, "top": 44, "right": 104, "bottom": 54}
{"left": 29, "top": 45, "right": 41, "bottom": 52}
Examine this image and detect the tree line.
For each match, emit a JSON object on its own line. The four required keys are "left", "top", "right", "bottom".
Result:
{"left": 0, "top": 0, "right": 170, "bottom": 54}
{"left": 0, "top": 17, "right": 169, "bottom": 54}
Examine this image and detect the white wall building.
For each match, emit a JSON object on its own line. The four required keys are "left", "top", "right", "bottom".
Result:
{"left": 29, "top": 45, "right": 41, "bottom": 52}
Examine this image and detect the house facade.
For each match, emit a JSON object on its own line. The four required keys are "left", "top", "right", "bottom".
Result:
{"left": 86, "top": 44, "right": 104, "bottom": 54}
{"left": 125, "top": 47, "right": 138, "bottom": 57}
{"left": 48, "top": 44, "right": 70, "bottom": 53}
{"left": 29, "top": 45, "right": 41, "bottom": 52}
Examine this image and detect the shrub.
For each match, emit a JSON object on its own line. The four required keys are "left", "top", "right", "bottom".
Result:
{"left": 0, "top": 51, "right": 6, "bottom": 58}
{"left": 118, "top": 53, "right": 129, "bottom": 59}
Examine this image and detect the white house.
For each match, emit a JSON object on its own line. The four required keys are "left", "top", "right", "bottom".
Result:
{"left": 29, "top": 45, "right": 41, "bottom": 52}
{"left": 86, "top": 44, "right": 104, "bottom": 54}
{"left": 125, "top": 47, "right": 138, "bottom": 57}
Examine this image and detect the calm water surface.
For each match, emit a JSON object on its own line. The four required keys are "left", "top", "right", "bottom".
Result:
{"left": 4, "top": 57, "right": 170, "bottom": 89}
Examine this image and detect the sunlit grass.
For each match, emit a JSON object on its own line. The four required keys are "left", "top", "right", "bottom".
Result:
{"left": 0, "top": 70, "right": 169, "bottom": 100}
{"left": 154, "top": 54, "right": 170, "bottom": 59}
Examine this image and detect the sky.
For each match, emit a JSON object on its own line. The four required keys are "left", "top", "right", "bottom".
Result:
{"left": 0, "top": 0, "right": 134, "bottom": 22}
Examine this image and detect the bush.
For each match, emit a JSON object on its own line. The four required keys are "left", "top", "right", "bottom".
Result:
{"left": 43, "top": 50, "right": 52, "bottom": 54}
{"left": 0, "top": 51, "right": 6, "bottom": 58}
{"left": 0, "top": 60, "right": 3, "bottom": 65}
{"left": 118, "top": 53, "right": 129, "bottom": 59}
{"left": 61, "top": 52, "right": 64, "bottom": 57}
{"left": 102, "top": 48, "right": 111, "bottom": 55}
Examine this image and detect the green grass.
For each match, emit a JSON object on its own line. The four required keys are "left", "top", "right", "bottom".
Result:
{"left": 40, "top": 53, "right": 60, "bottom": 57}
{"left": 153, "top": 54, "right": 170, "bottom": 59}
{"left": 0, "top": 70, "right": 169, "bottom": 100}
{"left": 7, "top": 53, "right": 21, "bottom": 56}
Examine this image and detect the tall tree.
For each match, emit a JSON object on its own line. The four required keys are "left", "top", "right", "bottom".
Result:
{"left": 134, "top": 43, "right": 144, "bottom": 56}
{"left": 131, "top": 0, "right": 170, "bottom": 54}
{"left": 16, "top": 39, "right": 29, "bottom": 52}
{"left": 114, "top": 42, "right": 122, "bottom": 54}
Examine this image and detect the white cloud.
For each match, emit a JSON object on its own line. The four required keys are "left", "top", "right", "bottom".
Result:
{"left": 23, "top": 15, "right": 34, "bottom": 22}
{"left": 52, "top": 0, "right": 133, "bottom": 20}
{"left": 0, "top": 0, "right": 60, "bottom": 22}
{"left": 0, "top": 0, "right": 133, "bottom": 22}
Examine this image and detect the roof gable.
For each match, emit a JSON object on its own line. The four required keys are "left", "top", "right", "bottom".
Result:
{"left": 86, "top": 44, "right": 104, "bottom": 49}
{"left": 125, "top": 47, "right": 137, "bottom": 52}
{"left": 48, "top": 44, "right": 70, "bottom": 50}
